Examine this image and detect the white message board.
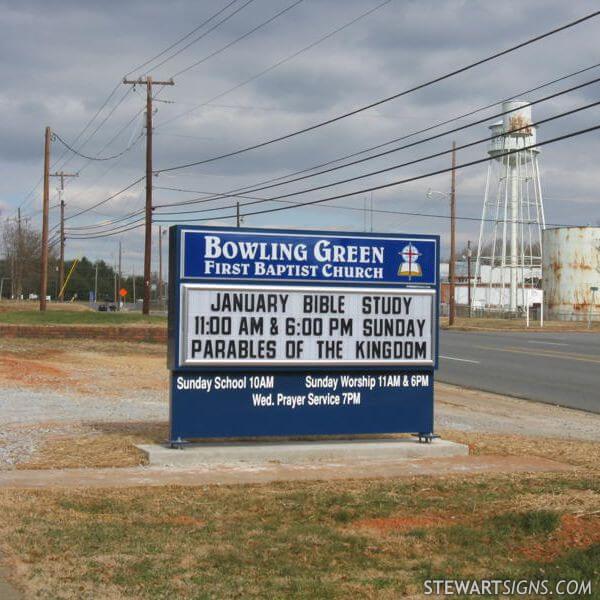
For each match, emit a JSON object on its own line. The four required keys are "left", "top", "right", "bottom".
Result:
{"left": 180, "top": 284, "right": 435, "bottom": 366}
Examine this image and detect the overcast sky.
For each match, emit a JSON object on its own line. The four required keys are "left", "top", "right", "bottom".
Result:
{"left": 1, "top": 0, "right": 599, "bottom": 272}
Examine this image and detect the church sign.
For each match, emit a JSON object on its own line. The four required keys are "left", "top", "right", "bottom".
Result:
{"left": 168, "top": 226, "right": 439, "bottom": 442}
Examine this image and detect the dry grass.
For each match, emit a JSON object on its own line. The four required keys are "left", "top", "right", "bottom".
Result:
{"left": 0, "top": 473, "right": 598, "bottom": 599}
{"left": 17, "top": 423, "right": 168, "bottom": 470}
{"left": 440, "top": 429, "right": 600, "bottom": 471}
{"left": 17, "top": 434, "right": 147, "bottom": 470}
{"left": 15, "top": 421, "right": 600, "bottom": 472}
{"left": 0, "top": 300, "right": 93, "bottom": 313}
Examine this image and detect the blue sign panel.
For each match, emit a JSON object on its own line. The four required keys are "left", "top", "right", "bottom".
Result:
{"left": 181, "top": 229, "right": 437, "bottom": 286}
{"left": 170, "top": 370, "right": 433, "bottom": 439}
{"left": 168, "top": 225, "right": 439, "bottom": 442}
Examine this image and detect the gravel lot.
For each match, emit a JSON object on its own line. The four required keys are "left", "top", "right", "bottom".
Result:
{"left": 1, "top": 337, "right": 598, "bottom": 469}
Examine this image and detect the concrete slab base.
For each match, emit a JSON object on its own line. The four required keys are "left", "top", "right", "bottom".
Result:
{"left": 137, "top": 438, "right": 468, "bottom": 468}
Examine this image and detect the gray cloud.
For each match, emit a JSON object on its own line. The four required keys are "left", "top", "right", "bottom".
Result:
{"left": 1, "top": 0, "right": 599, "bottom": 268}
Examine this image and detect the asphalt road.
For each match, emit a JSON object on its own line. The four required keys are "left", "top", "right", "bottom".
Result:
{"left": 438, "top": 330, "right": 600, "bottom": 414}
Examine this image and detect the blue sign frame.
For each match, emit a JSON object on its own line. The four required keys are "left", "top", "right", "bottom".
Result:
{"left": 168, "top": 225, "right": 440, "bottom": 442}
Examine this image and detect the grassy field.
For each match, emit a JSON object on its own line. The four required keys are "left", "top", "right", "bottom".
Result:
{"left": 441, "top": 316, "right": 600, "bottom": 332}
{"left": 0, "top": 309, "right": 166, "bottom": 325}
{"left": 0, "top": 473, "right": 598, "bottom": 599}
{"left": 4, "top": 432, "right": 600, "bottom": 598}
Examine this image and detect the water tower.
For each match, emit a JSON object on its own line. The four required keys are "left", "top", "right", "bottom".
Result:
{"left": 472, "top": 101, "right": 545, "bottom": 312}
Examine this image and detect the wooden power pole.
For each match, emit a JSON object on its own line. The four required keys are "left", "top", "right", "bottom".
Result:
{"left": 449, "top": 141, "right": 457, "bottom": 327}
{"left": 466, "top": 240, "right": 472, "bottom": 317}
{"left": 40, "top": 126, "right": 51, "bottom": 312}
{"left": 16, "top": 208, "right": 22, "bottom": 299}
{"left": 158, "top": 225, "right": 163, "bottom": 309}
{"left": 122, "top": 76, "right": 174, "bottom": 315}
{"left": 118, "top": 240, "right": 122, "bottom": 308}
{"left": 50, "top": 171, "right": 78, "bottom": 301}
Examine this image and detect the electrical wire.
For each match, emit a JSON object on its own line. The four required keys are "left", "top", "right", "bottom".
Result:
{"left": 156, "top": 0, "right": 394, "bottom": 129}
{"left": 65, "top": 209, "right": 146, "bottom": 231}
{"left": 18, "top": 82, "right": 126, "bottom": 212}
{"left": 74, "top": 98, "right": 599, "bottom": 231}
{"left": 154, "top": 96, "right": 600, "bottom": 213}
{"left": 52, "top": 130, "right": 143, "bottom": 162}
{"left": 154, "top": 9, "right": 600, "bottom": 174}
{"left": 38, "top": 0, "right": 270, "bottom": 229}
{"left": 152, "top": 122, "right": 600, "bottom": 224}
{"left": 169, "top": 0, "right": 305, "bottom": 79}
{"left": 17, "top": 0, "right": 247, "bottom": 213}
{"left": 67, "top": 218, "right": 146, "bottom": 240}
{"left": 70, "top": 120, "right": 599, "bottom": 237}
{"left": 64, "top": 177, "right": 145, "bottom": 223}
{"left": 149, "top": 0, "right": 261, "bottom": 76}
{"left": 169, "top": 60, "right": 600, "bottom": 204}
{"left": 52, "top": 0, "right": 252, "bottom": 172}
{"left": 124, "top": 0, "right": 244, "bottom": 77}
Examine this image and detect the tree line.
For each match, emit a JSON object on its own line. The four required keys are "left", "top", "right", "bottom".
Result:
{"left": 0, "top": 219, "right": 161, "bottom": 303}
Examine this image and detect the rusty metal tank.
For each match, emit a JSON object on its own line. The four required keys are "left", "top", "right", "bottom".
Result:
{"left": 543, "top": 227, "right": 600, "bottom": 321}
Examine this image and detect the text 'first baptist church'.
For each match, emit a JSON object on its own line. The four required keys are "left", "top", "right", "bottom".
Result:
{"left": 201, "top": 235, "right": 420, "bottom": 280}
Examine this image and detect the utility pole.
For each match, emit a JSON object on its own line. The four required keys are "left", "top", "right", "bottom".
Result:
{"left": 16, "top": 208, "right": 22, "bottom": 299}
{"left": 158, "top": 225, "right": 163, "bottom": 309}
{"left": 449, "top": 141, "right": 457, "bottom": 326}
{"left": 236, "top": 201, "right": 241, "bottom": 227}
{"left": 122, "top": 75, "right": 174, "bottom": 315}
{"left": 50, "top": 171, "right": 78, "bottom": 301}
{"left": 40, "top": 126, "right": 51, "bottom": 311}
{"left": 466, "top": 240, "right": 472, "bottom": 317}
{"left": 94, "top": 262, "right": 98, "bottom": 304}
{"left": 118, "top": 241, "right": 122, "bottom": 309}
{"left": 133, "top": 268, "right": 136, "bottom": 304}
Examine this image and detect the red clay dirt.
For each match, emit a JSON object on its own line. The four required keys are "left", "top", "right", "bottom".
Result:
{"left": 353, "top": 515, "right": 448, "bottom": 532}
{"left": 519, "top": 514, "right": 600, "bottom": 562}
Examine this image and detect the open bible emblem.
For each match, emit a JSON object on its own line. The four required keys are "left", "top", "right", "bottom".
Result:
{"left": 398, "top": 244, "right": 422, "bottom": 279}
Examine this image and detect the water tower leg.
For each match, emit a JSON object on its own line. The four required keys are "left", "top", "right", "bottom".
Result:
{"left": 510, "top": 161, "right": 519, "bottom": 312}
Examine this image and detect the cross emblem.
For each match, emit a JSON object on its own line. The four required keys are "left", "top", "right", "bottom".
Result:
{"left": 399, "top": 244, "right": 422, "bottom": 279}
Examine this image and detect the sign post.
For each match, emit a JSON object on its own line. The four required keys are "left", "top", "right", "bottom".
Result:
{"left": 168, "top": 226, "right": 439, "bottom": 444}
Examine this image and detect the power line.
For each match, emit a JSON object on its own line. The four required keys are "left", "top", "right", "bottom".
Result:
{"left": 48, "top": 0, "right": 252, "bottom": 174}
{"left": 170, "top": 0, "right": 305, "bottom": 78}
{"left": 184, "top": 60, "right": 600, "bottom": 200}
{"left": 154, "top": 9, "right": 600, "bottom": 173}
{"left": 67, "top": 218, "right": 146, "bottom": 240}
{"left": 18, "top": 83, "right": 126, "bottom": 212}
{"left": 63, "top": 177, "right": 145, "bottom": 223}
{"left": 70, "top": 121, "right": 599, "bottom": 237}
{"left": 170, "top": 197, "right": 579, "bottom": 228}
{"left": 73, "top": 99, "right": 599, "bottom": 232}
{"left": 156, "top": 0, "right": 394, "bottom": 129}
{"left": 153, "top": 122, "right": 600, "bottom": 224}
{"left": 154, "top": 96, "right": 600, "bottom": 213}
{"left": 16, "top": 0, "right": 247, "bottom": 214}
{"left": 146, "top": 0, "right": 259, "bottom": 76}
{"left": 124, "top": 0, "right": 244, "bottom": 77}
{"left": 65, "top": 209, "right": 145, "bottom": 231}
{"left": 52, "top": 130, "right": 143, "bottom": 162}
{"left": 56, "top": 88, "right": 134, "bottom": 172}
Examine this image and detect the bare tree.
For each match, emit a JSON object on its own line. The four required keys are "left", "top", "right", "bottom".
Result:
{"left": 1, "top": 219, "right": 57, "bottom": 299}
